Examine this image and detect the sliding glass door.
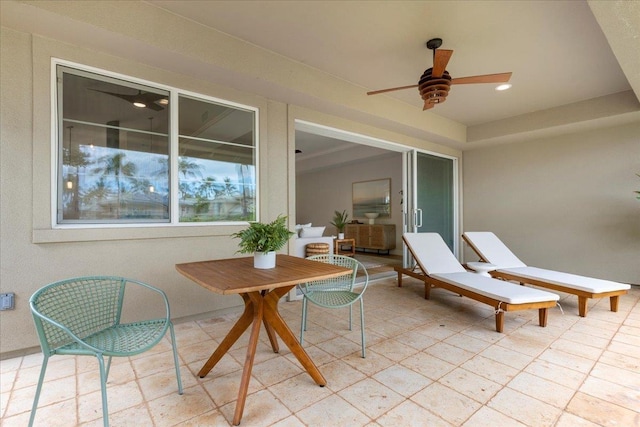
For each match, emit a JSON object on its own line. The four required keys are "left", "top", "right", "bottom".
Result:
{"left": 404, "top": 150, "right": 458, "bottom": 256}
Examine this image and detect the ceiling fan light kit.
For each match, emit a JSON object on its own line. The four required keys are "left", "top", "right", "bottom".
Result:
{"left": 367, "top": 38, "right": 512, "bottom": 111}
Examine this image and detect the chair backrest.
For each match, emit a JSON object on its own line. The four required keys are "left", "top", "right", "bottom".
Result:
{"left": 462, "top": 232, "right": 527, "bottom": 268}
{"left": 403, "top": 233, "right": 466, "bottom": 275}
{"left": 301, "top": 254, "right": 362, "bottom": 293}
{"left": 30, "top": 276, "right": 128, "bottom": 355}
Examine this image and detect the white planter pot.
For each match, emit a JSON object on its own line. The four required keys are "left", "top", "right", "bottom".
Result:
{"left": 338, "top": 233, "right": 345, "bottom": 239}
{"left": 254, "top": 251, "right": 276, "bottom": 269}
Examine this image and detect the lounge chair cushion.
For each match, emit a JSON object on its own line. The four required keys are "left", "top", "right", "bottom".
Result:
{"left": 500, "top": 267, "right": 631, "bottom": 294}
{"left": 403, "top": 233, "right": 466, "bottom": 274}
{"left": 462, "top": 232, "right": 526, "bottom": 268}
{"left": 432, "top": 272, "right": 560, "bottom": 304}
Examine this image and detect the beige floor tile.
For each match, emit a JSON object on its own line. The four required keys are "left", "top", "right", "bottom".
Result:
{"left": 400, "top": 351, "right": 456, "bottom": 381}
{"left": 523, "top": 359, "right": 586, "bottom": 390}
{"left": 551, "top": 338, "right": 604, "bottom": 360}
{"left": 612, "top": 331, "right": 640, "bottom": 347}
{"left": 579, "top": 376, "right": 640, "bottom": 413}
{"left": 270, "top": 414, "right": 307, "bottom": 427}
{"left": 148, "top": 384, "right": 216, "bottom": 426}
{"left": 606, "top": 340, "right": 640, "bottom": 359}
{"left": 425, "top": 341, "right": 475, "bottom": 365}
{"left": 367, "top": 338, "right": 418, "bottom": 362}
{"left": 338, "top": 377, "right": 404, "bottom": 419}
{"left": 589, "top": 361, "right": 640, "bottom": 391}
{"left": 372, "top": 364, "right": 432, "bottom": 397}
{"left": 320, "top": 359, "right": 367, "bottom": 392}
{"left": 538, "top": 347, "right": 596, "bottom": 374}
{"left": 393, "top": 329, "right": 438, "bottom": 351}
{"left": 439, "top": 367, "right": 502, "bottom": 404}
{"left": 444, "top": 333, "right": 492, "bottom": 353}
{"left": 250, "top": 355, "right": 303, "bottom": 387}
{"left": 314, "top": 336, "right": 361, "bottom": 359}
{"left": 296, "top": 394, "right": 370, "bottom": 426}
{"left": 268, "top": 372, "right": 333, "bottom": 413}
{"left": 201, "top": 369, "right": 265, "bottom": 407}
{"left": 462, "top": 406, "right": 527, "bottom": 427}
{"left": 507, "top": 371, "right": 575, "bottom": 408}
{"left": 414, "top": 323, "right": 458, "bottom": 341}
{"left": 460, "top": 355, "right": 519, "bottom": 385}
{"left": 18, "top": 398, "right": 77, "bottom": 427}
{"left": 488, "top": 388, "right": 562, "bottom": 427}
{"left": 478, "top": 344, "right": 534, "bottom": 370}
{"left": 342, "top": 349, "right": 395, "bottom": 377}
{"left": 566, "top": 391, "right": 640, "bottom": 426}
{"left": 554, "top": 412, "right": 602, "bottom": 427}
{"left": 411, "top": 382, "right": 481, "bottom": 425}
{"left": 376, "top": 400, "right": 453, "bottom": 427}
{"left": 78, "top": 380, "right": 144, "bottom": 424}
{"left": 597, "top": 348, "right": 640, "bottom": 372}
{"left": 0, "top": 369, "right": 16, "bottom": 394}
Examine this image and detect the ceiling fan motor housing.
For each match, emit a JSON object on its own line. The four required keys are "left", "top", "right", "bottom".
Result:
{"left": 419, "top": 68, "right": 451, "bottom": 105}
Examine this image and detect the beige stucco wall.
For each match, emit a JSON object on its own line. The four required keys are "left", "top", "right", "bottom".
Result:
{"left": 463, "top": 122, "right": 640, "bottom": 284}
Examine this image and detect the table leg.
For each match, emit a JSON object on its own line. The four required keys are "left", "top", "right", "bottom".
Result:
{"left": 262, "top": 287, "right": 327, "bottom": 386}
{"left": 197, "top": 294, "right": 254, "bottom": 378}
{"left": 261, "top": 290, "right": 279, "bottom": 353}
{"left": 232, "top": 291, "right": 264, "bottom": 425}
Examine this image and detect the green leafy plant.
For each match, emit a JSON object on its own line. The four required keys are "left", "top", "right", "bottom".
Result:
{"left": 232, "top": 215, "right": 294, "bottom": 254}
{"left": 330, "top": 210, "right": 349, "bottom": 233}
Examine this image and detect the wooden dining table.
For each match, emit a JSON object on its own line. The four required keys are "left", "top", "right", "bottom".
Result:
{"left": 175, "top": 254, "right": 351, "bottom": 425}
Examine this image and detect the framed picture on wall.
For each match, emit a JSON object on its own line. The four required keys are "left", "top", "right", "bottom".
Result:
{"left": 352, "top": 178, "right": 391, "bottom": 218}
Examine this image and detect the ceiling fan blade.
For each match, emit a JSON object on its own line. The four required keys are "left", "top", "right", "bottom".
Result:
{"left": 422, "top": 101, "right": 435, "bottom": 111}
{"left": 367, "top": 84, "right": 419, "bottom": 96}
{"left": 431, "top": 49, "right": 453, "bottom": 78}
{"left": 450, "top": 72, "right": 512, "bottom": 85}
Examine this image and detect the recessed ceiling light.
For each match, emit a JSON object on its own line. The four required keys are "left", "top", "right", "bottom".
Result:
{"left": 133, "top": 101, "right": 146, "bottom": 108}
{"left": 158, "top": 98, "right": 169, "bottom": 105}
{"left": 495, "top": 84, "right": 512, "bottom": 91}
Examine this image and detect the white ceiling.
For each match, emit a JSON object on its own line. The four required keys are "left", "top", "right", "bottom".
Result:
{"left": 148, "top": 0, "right": 639, "bottom": 127}
{"left": 2, "top": 0, "right": 639, "bottom": 153}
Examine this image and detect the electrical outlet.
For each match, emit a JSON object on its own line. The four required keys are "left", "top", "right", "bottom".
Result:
{"left": 0, "top": 293, "right": 15, "bottom": 310}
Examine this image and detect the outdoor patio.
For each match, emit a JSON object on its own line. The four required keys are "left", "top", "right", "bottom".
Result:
{"left": 1, "top": 277, "right": 638, "bottom": 426}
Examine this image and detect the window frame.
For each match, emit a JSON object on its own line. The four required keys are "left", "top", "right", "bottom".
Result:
{"left": 51, "top": 59, "right": 260, "bottom": 229}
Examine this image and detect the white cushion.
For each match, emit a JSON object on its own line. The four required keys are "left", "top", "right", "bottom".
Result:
{"left": 463, "top": 232, "right": 526, "bottom": 268}
{"left": 432, "top": 272, "right": 559, "bottom": 304}
{"left": 299, "top": 226, "right": 325, "bottom": 238}
{"left": 500, "top": 267, "right": 631, "bottom": 294}
{"left": 403, "top": 233, "right": 466, "bottom": 274}
{"left": 295, "top": 223, "right": 312, "bottom": 236}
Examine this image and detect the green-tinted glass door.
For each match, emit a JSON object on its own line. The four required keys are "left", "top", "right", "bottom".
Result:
{"left": 406, "top": 151, "right": 456, "bottom": 252}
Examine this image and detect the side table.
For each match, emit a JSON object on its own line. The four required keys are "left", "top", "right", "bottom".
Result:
{"left": 334, "top": 238, "right": 356, "bottom": 256}
{"left": 466, "top": 261, "right": 497, "bottom": 277}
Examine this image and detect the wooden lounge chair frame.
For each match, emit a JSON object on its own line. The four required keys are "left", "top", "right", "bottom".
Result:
{"left": 395, "top": 233, "right": 559, "bottom": 333}
{"left": 462, "top": 232, "right": 630, "bottom": 317}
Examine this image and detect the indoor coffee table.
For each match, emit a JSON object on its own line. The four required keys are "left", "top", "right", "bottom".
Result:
{"left": 175, "top": 254, "right": 351, "bottom": 425}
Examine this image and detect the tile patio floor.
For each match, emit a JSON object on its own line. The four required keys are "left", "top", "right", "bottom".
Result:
{"left": 1, "top": 277, "right": 639, "bottom": 426}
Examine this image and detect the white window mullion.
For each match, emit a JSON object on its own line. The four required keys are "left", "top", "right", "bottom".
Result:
{"left": 170, "top": 90, "right": 180, "bottom": 224}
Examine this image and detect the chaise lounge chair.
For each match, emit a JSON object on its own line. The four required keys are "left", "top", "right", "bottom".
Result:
{"left": 462, "top": 231, "right": 631, "bottom": 317}
{"left": 394, "top": 233, "right": 559, "bottom": 332}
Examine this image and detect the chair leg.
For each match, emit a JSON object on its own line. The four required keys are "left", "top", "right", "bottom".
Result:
{"left": 96, "top": 354, "right": 110, "bottom": 427}
{"left": 28, "top": 355, "right": 49, "bottom": 427}
{"left": 105, "top": 355, "right": 113, "bottom": 381}
{"left": 300, "top": 298, "right": 308, "bottom": 345}
{"left": 349, "top": 305, "right": 353, "bottom": 331}
{"left": 168, "top": 322, "right": 184, "bottom": 395}
{"left": 359, "top": 299, "right": 366, "bottom": 358}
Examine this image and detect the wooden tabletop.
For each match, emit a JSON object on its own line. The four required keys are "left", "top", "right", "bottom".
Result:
{"left": 176, "top": 254, "right": 351, "bottom": 295}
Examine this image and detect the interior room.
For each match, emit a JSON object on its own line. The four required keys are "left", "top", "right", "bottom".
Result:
{"left": 1, "top": 1, "right": 639, "bottom": 426}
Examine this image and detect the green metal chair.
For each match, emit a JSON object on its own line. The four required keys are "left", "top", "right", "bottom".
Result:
{"left": 299, "top": 254, "right": 369, "bottom": 357}
{"left": 28, "top": 276, "right": 183, "bottom": 427}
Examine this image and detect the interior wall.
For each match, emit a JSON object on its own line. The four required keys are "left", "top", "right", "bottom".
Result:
{"left": 463, "top": 122, "right": 640, "bottom": 284}
{"left": 296, "top": 153, "right": 404, "bottom": 256}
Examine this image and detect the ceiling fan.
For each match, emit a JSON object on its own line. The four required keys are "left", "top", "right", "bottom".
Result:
{"left": 367, "top": 38, "right": 512, "bottom": 110}
{"left": 89, "top": 88, "right": 168, "bottom": 111}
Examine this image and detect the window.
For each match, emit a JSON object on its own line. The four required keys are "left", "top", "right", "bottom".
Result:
{"left": 56, "top": 64, "right": 257, "bottom": 225}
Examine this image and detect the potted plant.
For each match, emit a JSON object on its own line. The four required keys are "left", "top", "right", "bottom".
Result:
{"left": 231, "top": 215, "right": 295, "bottom": 269}
{"left": 330, "top": 210, "right": 349, "bottom": 239}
